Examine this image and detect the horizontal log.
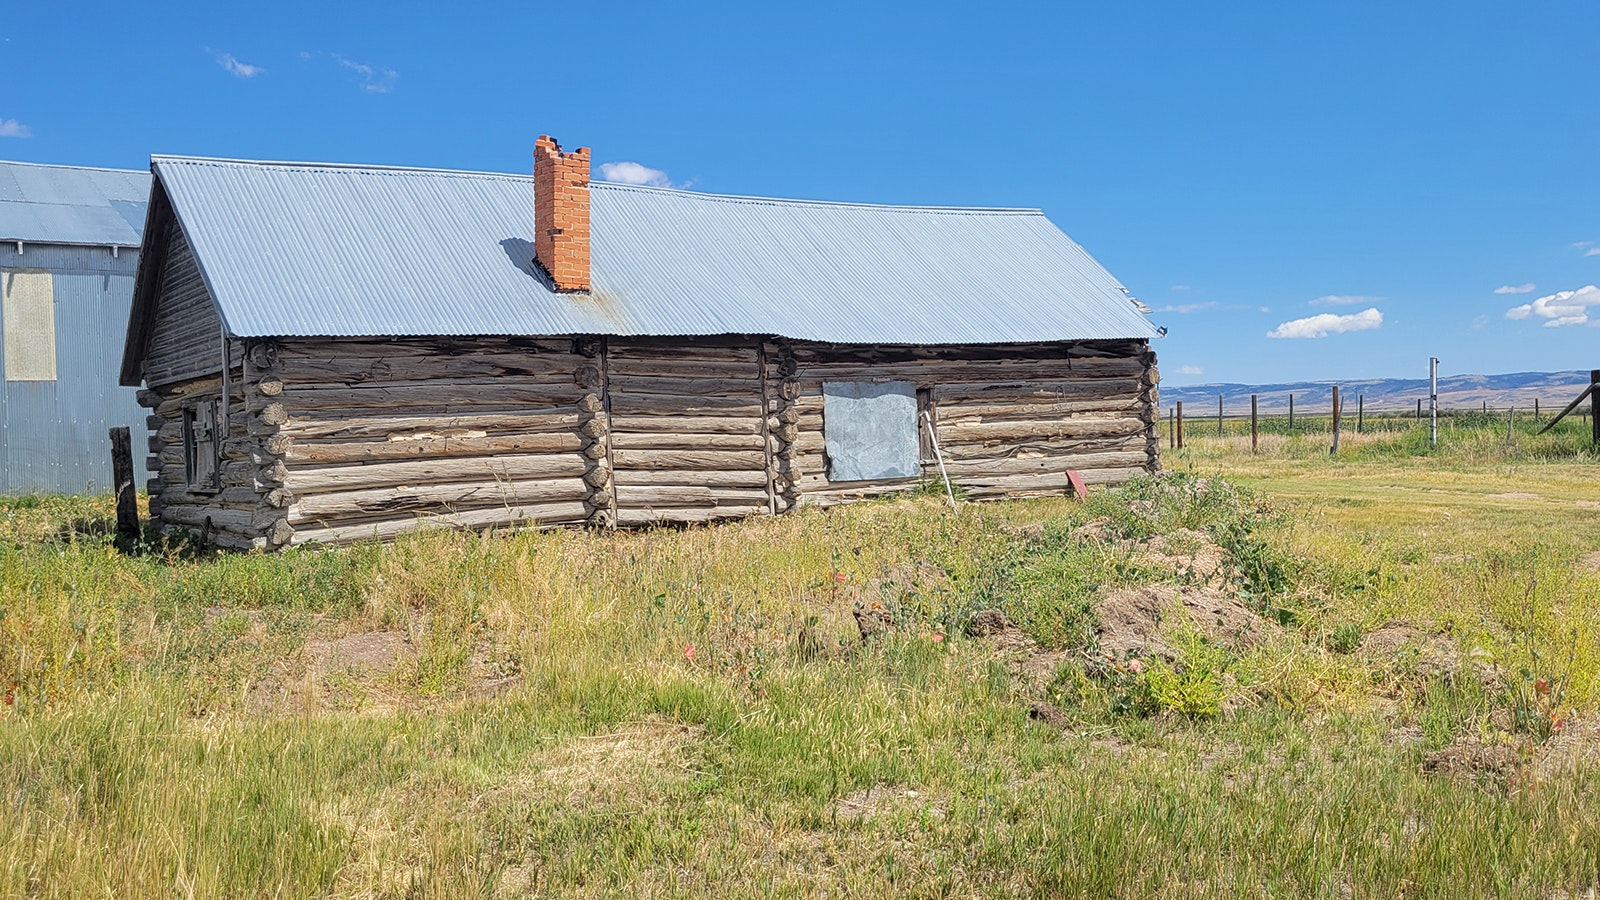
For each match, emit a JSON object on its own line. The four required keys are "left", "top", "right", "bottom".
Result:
{"left": 614, "top": 505, "right": 767, "bottom": 526}
{"left": 607, "top": 374, "right": 763, "bottom": 397}
{"left": 608, "top": 344, "right": 759, "bottom": 364}
{"left": 611, "top": 468, "right": 770, "bottom": 489}
{"left": 288, "top": 501, "right": 591, "bottom": 546}
{"left": 286, "top": 453, "right": 589, "bottom": 494}
{"left": 609, "top": 449, "right": 767, "bottom": 472}
{"left": 615, "top": 486, "right": 772, "bottom": 507}
{"left": 956, "top": 467, "right": 1148, "bottom": 494}
{"left": 288, "top": 476, "right": 589, "bottom": 524}
{"left": 937, "top": 417, "right": 1146, "bottom": 443}
{"left": 604, "top": 358, "right": 764, "bottom": 379}
{"left": 280, "top": 352, "right": 583, "bottom": 385}
{"left": 608, "top": 432, "right": 767, "bottom": 451}
{"left": 606, "top": 393, "right": 765, "bottom": 417}
{"left": 278, "top": 382, "right": 582, "bottom": 411}
{"left": 278, "top": 410, "right": 582, "bottom": 440}
{"left": 792, "top": 357, "right": 1146, "bottom": 382}
{"left": 608, "top": 415, "right": 762, "bottom": 435}
{"left": 276, "top": 337, "right": 574, "bottom": 360}
{"left": 934, "top": 399, "right": 1146, "bottom": 424}
{"left": 937, "top": 450, "right": 1150, "bottom": 477}
{"left": 282, "top": 433, "right": 585, "bottom": 464}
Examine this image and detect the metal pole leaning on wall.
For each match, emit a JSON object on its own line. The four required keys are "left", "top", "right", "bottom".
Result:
{"left": 1176, "top": 401, "right": 1185, "bottom": 449}
{"left": 1429, "top": 357, "right": 1439, "bottom": 449}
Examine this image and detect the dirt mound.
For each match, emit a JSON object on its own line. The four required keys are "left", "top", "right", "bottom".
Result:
{"left": 966, "top": 609, "right": 1013, "bottom": 637}
{"left": 1535, "top": 717, "right": 1600, "bottom": 779}
{"left": 1422, "top": 737, "right": 1524, "bottom": 779}
{"left": 1577, "top": 551, "right": 1600, "bottom": 575}
{"left": 1094, "top": 585, "right": 1277, "bottom": 660}
{"left": 306, "top": 631, "right": 412, "bottom": 678}
{"left": 1138, "top": 529, "right": 1228, "bottom": 583}
{"left": 1359, "top": 622, "right": 1495, "bottom": 685}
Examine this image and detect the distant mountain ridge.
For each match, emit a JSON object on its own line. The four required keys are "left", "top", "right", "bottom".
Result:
{"left": 1161, "top": 370, "right": 1594, "bottom": 413}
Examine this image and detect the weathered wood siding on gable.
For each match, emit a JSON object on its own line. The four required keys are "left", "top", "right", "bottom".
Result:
{"left": 142, "top": 222, "right": 223, "bottom": 388}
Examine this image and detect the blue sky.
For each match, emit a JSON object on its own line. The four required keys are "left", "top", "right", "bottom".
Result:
{"left": 3, "top": 0, "right": 1596, "bottom": 386}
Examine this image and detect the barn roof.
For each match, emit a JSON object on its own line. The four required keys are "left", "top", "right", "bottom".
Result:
{"left": 123, "top": 154, "right": 1155, "bottom": 382}
{"left": 0, "top": 160, "right": 151, "bottom": 247}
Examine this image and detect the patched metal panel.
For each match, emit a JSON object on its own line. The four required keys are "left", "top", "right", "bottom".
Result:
{"left": 0, "top": 242, "right": 145, "bottom": 495}
{"left": 0, "top": 162, "right": 150, "bottom": 247}
{"left": 145, "top": 155, "right": 1157, "bottom": 344}
{"left": 3, "top": 269, "right": 56, "bottom": 381}
{"left": 822, "top": 381, "right": 920, "bottom": 482}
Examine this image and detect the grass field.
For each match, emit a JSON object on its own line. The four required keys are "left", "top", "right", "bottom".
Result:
{"left": 2, "top": 421, "right": 1599, "bottom": 897}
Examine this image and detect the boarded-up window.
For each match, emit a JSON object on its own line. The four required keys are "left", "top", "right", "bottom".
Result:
{"left": 823, "top": 381, "right": 920, "bottom": 481}
{"left": 2, "top": 269, "right": 57, "bottom": 381}
{"left": 183, "top": 399, "right": 221, "bottom": 491}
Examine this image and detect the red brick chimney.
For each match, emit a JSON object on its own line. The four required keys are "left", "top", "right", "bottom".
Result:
{"left": 533, "top": 135, "right": 591, "bottom": 292}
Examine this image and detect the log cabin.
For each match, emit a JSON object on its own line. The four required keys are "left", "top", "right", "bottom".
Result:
{"left": 119, "top": 136, "right": 1162, "bottom": 549}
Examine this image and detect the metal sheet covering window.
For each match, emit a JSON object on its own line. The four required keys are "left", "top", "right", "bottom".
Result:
{"left": 2, "top": 269, "right": 57, "bottom": 381}
{"left": 822, "top": 381, "right": 920, "bottom": 482}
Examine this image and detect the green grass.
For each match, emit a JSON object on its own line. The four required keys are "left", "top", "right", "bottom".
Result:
{"left": 2, "top": 421, "right": 1599, "bottom": 897}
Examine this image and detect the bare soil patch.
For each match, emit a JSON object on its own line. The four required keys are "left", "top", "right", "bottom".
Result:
{"left": 833, "top": 784, "right": 946, "bottom": 823}
{"left": 1094, "top": 585, "right": 1277, "bottom": 660}
{"left": 1422, "top": 737, "right": 1524, "bottom": 779}
{"left": 1577, "top": 551, "right": 1600, "bottom": 575}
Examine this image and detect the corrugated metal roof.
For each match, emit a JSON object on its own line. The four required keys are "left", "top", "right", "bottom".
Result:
{"left": 0, "top": 161, "right": 150, "bottom": 246}
{"left": 151, "top": 155, "right": 1156, "bottom": 344}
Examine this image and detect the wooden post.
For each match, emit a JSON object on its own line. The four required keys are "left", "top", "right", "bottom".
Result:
{"left": 1417, "top": 398, "right": 1422, "bottom": 420}
{"left": 1507, "top": 406, "right": 1514, "bottom": 445}
{"left": 1330, "top": 385, "right": 1342, "bottom": 456}
{"left": 1217, "top": 393, "right": 1224, "bottom": 438}
{"left": 109, "top": 427, "right": 139, "bottom": 541}
{"left": 1591, "top": 370, "right": 1600, "bottom": 446}
{"left": 1250, "top": 394, "right": 1259, "bottom": 454}
{"left": 1168, "top": 406, "right": 1174, "bottom": 449}
{"left": 1357, "top": 394, "right": 1364, "bottom": 434}
{"left": 1534, "top": 397, "right": 1540, "bottom": 422}
{"left": 1176, "top": 401, "right": 1184, "bottom": 449}
{"left": 1288, "top": 393, "right": 1295, "bottom": 429}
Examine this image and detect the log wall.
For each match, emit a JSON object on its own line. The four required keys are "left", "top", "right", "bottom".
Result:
{"left": 140, "top": 334, "right": 1158, "bottom": 548}
{"left": 780, "top": 340, "right": 1159, "bottom": 506}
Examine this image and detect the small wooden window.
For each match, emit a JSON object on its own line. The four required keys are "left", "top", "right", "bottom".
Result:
{"left": 182, "top": 399, "right": 221, "bottom": 491}
{"left": 916, "top": 386, "right": 935, "bottom": 463}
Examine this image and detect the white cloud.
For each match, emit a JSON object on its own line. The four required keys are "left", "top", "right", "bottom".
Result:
{"left": 1170, "top": 284, "right": 1192, "bottom": 291}
{"left": 0, "top": 118, "right": 30, "bottom": 138}
{"left": 598, "top": 161, "right": 673, "bottom": 188}
{"left": 1572, "top": 242, "right": 1600, "bottom": 257}
{"left": 1267, "top": 307, "right": 1383, "bottom": 339}
{"left": 1589, "top": 249, "right": 1600, "bottom": 258}
{"left": 1472, "top": 314, "right": 1489, "bottom": 330}
{"left": 1494, "top": 283, "right": 1536, "bottom": 294}
{"left": 214, "top": 51, "right": 264, "bottom": 78}
{"left": 1309, "top": 294, "right": 1383, "bottom": 307}
{"left": 1157, "top": 301, "right": 1216, "bottom": 314}
{"left": 1258, "top": 306, "right": 1270, "bottom": 313}
{"left": 1177, "top": 365, "right": 1204, "bottom": 375}
{"left": 1505, "top": 285, "right": 1600, "bottom": 327}
{"left": 336, "top": 56, "right": 398, "bottom": 93}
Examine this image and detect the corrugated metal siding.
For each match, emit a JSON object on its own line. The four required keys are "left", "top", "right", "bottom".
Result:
{"left": 0, "top": 242, "right": 147, "bottom": 495}
{"left": 0, "top": 161, "right": 150, "bottom": 247}
{"left": 151, "top": 156, "right": 1156, "bottom": 345}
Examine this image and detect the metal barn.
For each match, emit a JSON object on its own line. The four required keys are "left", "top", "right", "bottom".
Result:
{"left": 0, "top": 161, "right": 151, "bottom": 495}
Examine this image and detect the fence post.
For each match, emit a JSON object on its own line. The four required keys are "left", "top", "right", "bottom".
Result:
{"left": 1507, "top": 406, "right": 1514, "bottom": 445}
{"left": 1217, "top": 394, "right": 1224, "bottom": 438}
{"left": 1330, "top": 385, "right": 1342, "bottom": 456}
{"left": 1168, "top": 405, "right": 1175, "bottom": 449}
{"left": 1416, "top": 398, "right": 1422, "bottom": 420}
{"left": 1251, "top": 394, "right": 1259, "bottom": 454}
{"left": 1357, "top": 394, "right": 1364, "bottom": 434}
{"left": 1289, "top": 393, "right": 1295, "bottom": 429}
{"left": 1534, "top": 397, "right": 1540, "bottom": 422}
{"left": 109, "top": 426, "right": 139, "bottom": 541}
{"left": 1592, "top": 369, "right": 1600, "bottom": 446}
{"left": 1176, "top": 401, "right": 1184, "bottom": 449}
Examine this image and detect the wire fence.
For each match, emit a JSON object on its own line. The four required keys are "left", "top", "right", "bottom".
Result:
{"left": 1165, "top": 395, "right": 1597, "bottom": 447}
